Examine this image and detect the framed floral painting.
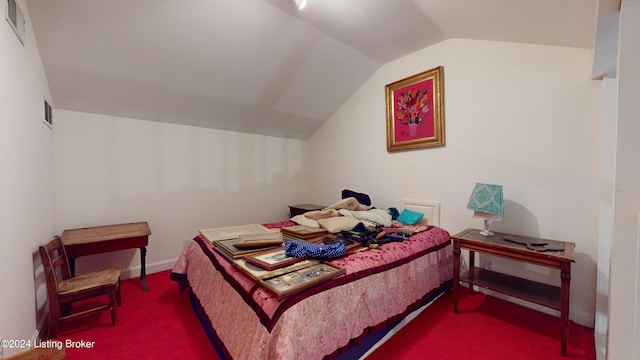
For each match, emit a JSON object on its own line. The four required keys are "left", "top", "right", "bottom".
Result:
{"left": 385, "top": 66, "right": 445, "bottom": 152}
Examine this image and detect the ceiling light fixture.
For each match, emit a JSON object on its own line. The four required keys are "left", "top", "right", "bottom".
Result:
{"left": 294, "top": 0, "right": 307, "bottom": 10}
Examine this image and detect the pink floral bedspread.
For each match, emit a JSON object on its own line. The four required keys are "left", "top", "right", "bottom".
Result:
{"left": 172, "top": 225, "right": 452, "bottom": 359}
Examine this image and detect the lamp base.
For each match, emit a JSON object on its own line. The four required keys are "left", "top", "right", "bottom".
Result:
{"left": 480, "top": 219, "right": 494, "bottom": 236}
{"left": 479, "top": 229, "right": 494, "bottom": 236}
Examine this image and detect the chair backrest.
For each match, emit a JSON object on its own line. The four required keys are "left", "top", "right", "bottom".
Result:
{"left": 39, "top": 236, "right": 72, "bottom": 299}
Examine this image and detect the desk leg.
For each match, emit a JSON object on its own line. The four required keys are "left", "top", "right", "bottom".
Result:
{"left": 69, "top": 258, "right": 76, "bottom": 277}
{"left": 140, "top": 247, "right": 148, "bottom": 292}
{"left": 453, "top": 239, "right": 460, "bottom": 313}
{"left": 468, "top": 250, "right": 476, "bottom": 294}
{"left": 560, "top": 263, "right": 571, "bottom": 356}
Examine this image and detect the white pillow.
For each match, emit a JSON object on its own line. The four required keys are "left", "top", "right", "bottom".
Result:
{"left": 290, "top": 214, "right": 320, "bottom": 228}
{"left": 317, "top": 216, "right": 360, "bottom": 233}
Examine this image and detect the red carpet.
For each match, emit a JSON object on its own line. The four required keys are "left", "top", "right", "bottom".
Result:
{"left": 54, "top": 271, "right": 595, "bottom": 359}
{"left": 367, "top": 289, "right": 595, "bottom": 360}
{"left": 54, "top": 270, "right": 219, "bottom": 359}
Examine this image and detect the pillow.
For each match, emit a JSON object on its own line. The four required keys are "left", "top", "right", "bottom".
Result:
{"left": 317, "top": 216, "right": 360, "bottom": 233}
{"left": 396, "top": 208, "right": 424, "bottom": 225}
{"left": 304, "top": 209, "right": 340, "bottom": 220}
{"left": 325, "top": 197, "right": 371, "bottom": 211}
{"left": 290, "top": 214, "right": 320, "bottom": 228}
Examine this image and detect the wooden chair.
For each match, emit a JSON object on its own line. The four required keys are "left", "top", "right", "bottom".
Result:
{"left": 39, "top": 236, "right": 122, "bottom": 338}
{"left": 4, "top": 345, "right": 66, "bottom": 360}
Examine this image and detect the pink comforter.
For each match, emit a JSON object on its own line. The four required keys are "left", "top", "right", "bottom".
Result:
{"left": 172, "top": 225, "right": 452, "bottom": 359}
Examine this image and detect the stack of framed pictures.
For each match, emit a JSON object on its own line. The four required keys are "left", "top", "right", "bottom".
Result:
{"left": 280, "top": 225, "right": 327, "bottom": 241}
{"left": 200, "top": 224, "right": 282, "bottom": 259}
{"left": 239, "top": 241, "right": 346, "bottom": 299}
{"left": 200, "top": 223, "right": 346, "bottom": 300}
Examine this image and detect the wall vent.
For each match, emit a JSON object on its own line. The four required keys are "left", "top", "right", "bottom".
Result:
{"left": 44, "top": 99, "right": 52, "bottom": 128}
{"left": 6, "top": 0, "right": 25, "bottom": 45}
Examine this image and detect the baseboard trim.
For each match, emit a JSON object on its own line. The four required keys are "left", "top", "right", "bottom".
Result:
{"left": 35, "top": 308, "right": 48, "bottom": 340}
{"left": 472, "top": 287, "right": 594, "bottom": 327}
{"left": 120, "top": 258, "right": 177, "bottom": 280}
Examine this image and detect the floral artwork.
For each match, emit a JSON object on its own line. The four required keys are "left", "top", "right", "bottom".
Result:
{"left": 386, "top": 66, "right": 445, "bottom": 152}
{"left": 395, "top": 86, "right": 432, "bottom": 138}
{"left": 396, "top": 88, "right": 429, "bottom": 126}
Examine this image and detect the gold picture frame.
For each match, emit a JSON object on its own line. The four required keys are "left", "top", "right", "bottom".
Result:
{"left": 259, "top": 263, "right": 345, "bottom": 300}
{"left": 385, "top": 66, "right": 445, "bottom": 152}
{"left": 244, "top": 248, "right": 308, "bottom": 271}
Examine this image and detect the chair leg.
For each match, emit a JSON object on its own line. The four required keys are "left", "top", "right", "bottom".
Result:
{"left": 48, "top": 304, "right": 61, "bottom": 339}
{"left": 61, "top": 302, "right": 72, "bottom": 316}
{"left": 117, "top": 279, "right": 122, "bottom": 306}
{"left": 109, "top": 287, "right": 118, "bottom": 326}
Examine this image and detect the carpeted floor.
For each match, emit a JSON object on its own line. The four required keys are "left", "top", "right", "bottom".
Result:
{"left": 54, "top": 270, "right": 218, "bottom": 359}
{"left": 53, "top": 270, "right": 595, "bottom": 359}
{"left": 366, "top": 289, "right": 596, "bottom": 360}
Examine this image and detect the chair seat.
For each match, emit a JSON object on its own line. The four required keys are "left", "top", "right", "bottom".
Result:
{"left": 58, "top": 267, "right": 121, "bottom": 295}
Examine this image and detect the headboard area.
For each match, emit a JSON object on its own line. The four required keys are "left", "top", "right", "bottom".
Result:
{"left": 401, "top": 199, "right": 441, "bottom": 227}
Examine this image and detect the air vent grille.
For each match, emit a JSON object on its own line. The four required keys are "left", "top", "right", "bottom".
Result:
{"left": 6, "top": 0, "right": 25, "bottom": 45}
{"left": 44, "top": 99, "right": 52, "bottom": 128}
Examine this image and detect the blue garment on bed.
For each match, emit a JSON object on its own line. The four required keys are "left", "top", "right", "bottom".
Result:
{"left": 285, "top": 240, "right": 346, "bottom": 259}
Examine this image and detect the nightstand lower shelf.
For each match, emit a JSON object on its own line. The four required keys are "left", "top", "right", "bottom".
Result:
{"left": 460, "top": 267, "right": 561, "bottom": 310}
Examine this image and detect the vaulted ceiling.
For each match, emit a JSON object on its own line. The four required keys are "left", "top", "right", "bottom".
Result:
{"left": 26, "top": 0, "right": 598, "bottom": 139}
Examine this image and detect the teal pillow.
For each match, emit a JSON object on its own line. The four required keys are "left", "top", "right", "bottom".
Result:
{"left": 396, "top": 209, "right": 424, "bottom": 225}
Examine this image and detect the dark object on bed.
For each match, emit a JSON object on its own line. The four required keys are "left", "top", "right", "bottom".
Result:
{"left": 341, "top": 189, "right": 371, "bottom": 206}
{"left": 322, "top": 235, "right": 354, "bottom": 246}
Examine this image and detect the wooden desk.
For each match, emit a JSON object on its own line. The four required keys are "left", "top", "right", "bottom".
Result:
{"left": 61, "top": 222, "right": 151, "bottom": 291}
{"left": 451, "top": 228, "right": 575, "bottom": 356}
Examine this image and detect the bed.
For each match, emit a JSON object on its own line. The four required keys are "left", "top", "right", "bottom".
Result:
{"left": 170, "top": 199, "right": 453, "bottom": 359}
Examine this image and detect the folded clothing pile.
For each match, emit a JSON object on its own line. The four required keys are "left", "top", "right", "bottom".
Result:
{"left": 285, "top": 240, "right": 346, "bottom": 259}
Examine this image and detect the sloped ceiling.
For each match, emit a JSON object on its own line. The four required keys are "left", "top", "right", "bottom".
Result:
{"left": 26, "top": 0, "right": 597, "bottom": 139}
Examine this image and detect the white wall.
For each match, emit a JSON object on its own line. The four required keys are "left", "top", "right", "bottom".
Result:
{"left": 53, "top": 111, "right": 309, "bottom": 276}
{"left": 0, "top": 0, "right": 54, "bottom": 355}
{"left": 308, "top": 39, "right": 601, "bottom": 327}
{"left": 607, "top": 1, "right": 640, "bottom": 358}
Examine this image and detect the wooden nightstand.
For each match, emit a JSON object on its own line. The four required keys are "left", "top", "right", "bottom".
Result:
{"left": 288, "top": 204, "right": 325, "bottom": 217}
{"left": 451, "top": 228, "right": 575, "bottom": 356}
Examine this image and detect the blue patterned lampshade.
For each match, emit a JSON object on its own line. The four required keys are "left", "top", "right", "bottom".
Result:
{"left": 467, "top": 183, "right": 504, "bottom": 236}
{"left": 467, "top": 183, "right": 504, "bottom": 215}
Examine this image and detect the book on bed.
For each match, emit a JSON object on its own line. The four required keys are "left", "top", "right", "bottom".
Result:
{"left": 232, "top": 232, "right": 283, "bottom": 249}
{"left": 214, "top": 238, "right": 280, "bottom": 259}
{"left": 280, "top": 225, "right": 327, "bottom": 240}
{"left": 200, "top": 223, "right": 276, "bottom": 243}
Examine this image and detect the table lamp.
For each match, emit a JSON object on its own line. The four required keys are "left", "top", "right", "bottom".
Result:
{"left": 467, "top": 183, "right": 504, "bottom": 236}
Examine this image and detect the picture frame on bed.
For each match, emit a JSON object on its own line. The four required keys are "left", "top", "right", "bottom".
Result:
{"left": 233, "top": 257, "right": 321, "bottom": 280}
{"left": 200, "top": 223, "right": 275, "bottom": 243}
{"left": 214, "top": 238, "right": 280, "bottom": 259}
{"left": 385, "top": 66, "right": 445, "bottom": 152}
{"left": 244, "top": 248, "right": 308, "bottom": 271}
{"left": 260, "top": 263, "right": 346, "bottom": 300}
